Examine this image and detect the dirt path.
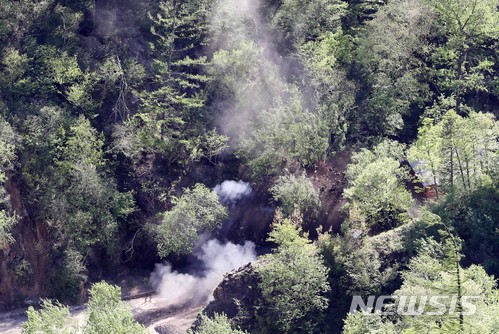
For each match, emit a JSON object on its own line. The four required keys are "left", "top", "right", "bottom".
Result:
{"left": 0, "top": 313, "right": 25, "bottom": 334}
{"left": 150, "top": 306, "right": 204, "bottom": 334}
{"left": 0, "top": 294, "right": 204, "bottom": 334}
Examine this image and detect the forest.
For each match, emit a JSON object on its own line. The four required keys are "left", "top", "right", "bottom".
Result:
{"left": 0, "top": 0, "right": 498, "bottom": 333}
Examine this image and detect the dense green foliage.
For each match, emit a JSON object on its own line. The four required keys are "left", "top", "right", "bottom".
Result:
{"left": 344, "top": 140, "right": 413, "bottom": 231}
{"left": 270, "top": 173, "right": 320, "bottom": 218}
{"left": 22, "top": 282, "right": 146, "bottom": 334}
{"left": 83, "top": 282, "right": 148, "bottom": 334}
{"left": 1, "top": 0, "right": 498, "bottom": 332}
{"left": 433, "top": 183, "right": 499, "bottom": 277}
{"left": 256, "top": 212, "right": 330, "bottom": 333}
{"left": 155, "top": 183, "right": 228, "bottom": 257}
{"left": 189, "top": 313, "right": 248, "bottom": 334}
{"left": 409, "top": 110, "right": 499, "bottom": 195}
{"left": 22, "top": 300, "right": 73, "bottom": 334}
{"left": 343, "top": 239, "right": 499, "bottom": 334}
{"left": 0, "top": 116, "right": 17, "bottom": 246}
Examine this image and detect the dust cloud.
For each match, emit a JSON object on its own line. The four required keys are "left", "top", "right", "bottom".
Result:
{"left": 150, "top": 239, "right": 256, "bottom": 306}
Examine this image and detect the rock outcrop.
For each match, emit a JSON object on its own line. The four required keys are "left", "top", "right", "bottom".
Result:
{"left": 197, "top": 262, "right": 262, "bottom": 330}
{"left": 0, "top": 176, "right": 49, "bottom": 310}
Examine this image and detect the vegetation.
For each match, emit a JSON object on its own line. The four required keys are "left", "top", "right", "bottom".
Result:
{"left": 256, "top": 211, "right": 330, "bottom": 333}
{"left": 155, "top": 183, "right": 228, "bottom": 257}
{"left": 343, "top": 238, "right": 499, "bottom": 333}
{"left": 408, "top": 110, "right": 499, "bottom": 195}
{"left": 344, "top": 140, "right": 413, "bottom": 231}
{"left": 0, "top": 0, "right": 496, "bottom": 332}
{"left": 270, "top": 173, "right": 320, "bottom": 218}
{"left": 189, "top": 313, "right": 248, "bottom": 334}
{"left": 82, "top": 282, "right": 148, "bottom": 334}
{"left": 0, "top": 116, "right": 17, "bottom": 246}
{"left": 22, "top": 300, "right": 72, "bottom": 334}
{"left": 22, "top": 282, "right": 146, "bottom": 334}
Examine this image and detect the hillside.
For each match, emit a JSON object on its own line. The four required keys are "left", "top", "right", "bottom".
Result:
{"left": 0, "top": 0, "right": 498, "bottom": 333}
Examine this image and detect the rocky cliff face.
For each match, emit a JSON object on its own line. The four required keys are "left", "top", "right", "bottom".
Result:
{"left": 198, "top": 262, "right": 263, "bottom": 331}
{"left": 0, "top": 177, "right": 49, "bottom": 310}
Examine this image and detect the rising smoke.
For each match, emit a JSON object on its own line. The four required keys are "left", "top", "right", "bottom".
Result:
{"left": 209, "top": 0, "right": 290, "bottom": 140}
{"left": 214, "top": 180, "right": 252, "bottom": 205}
{"left": 149, "top": 0, "right": 302, "bottom": 309}
{"left": 151, "top": 239, "right": 256, "bottom": 306}
{"left": 208, "top": 0, "right": 329, "bottom": 171}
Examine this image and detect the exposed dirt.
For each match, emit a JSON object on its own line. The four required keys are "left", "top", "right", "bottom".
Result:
{"left": 156, "top": 306, "right": 203, "bottom": 331}
{"left": 0, "top": 293, "right": 205, "bottom": 334}
{"left": 0, "top": 312, "right": 26, "bottom": 334}
{"left": 307, "top": 150, "right": 351, "bottom": 233}
{"left": 0, "top": 270, "right": 208, "bottom": 333}
{"left": 0, "top": 176, "right": 50, "bottom": 310}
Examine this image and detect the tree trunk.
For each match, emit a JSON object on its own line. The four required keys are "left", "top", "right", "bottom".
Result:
{"left": 454, "top": 148, "right": 468, "bottom": 192}
{"left": 455, "top": 48, "right": 468, "bottom": 115}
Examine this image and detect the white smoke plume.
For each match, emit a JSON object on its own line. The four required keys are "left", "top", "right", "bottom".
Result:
{"left": 214, "top": 180, "right": 252, "bottom": 205}
{"left": 207, "top": 0, "right": 320, "bottom": 160}
{"left": 151, "top": 239, "right": 256, "bottom": 306}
